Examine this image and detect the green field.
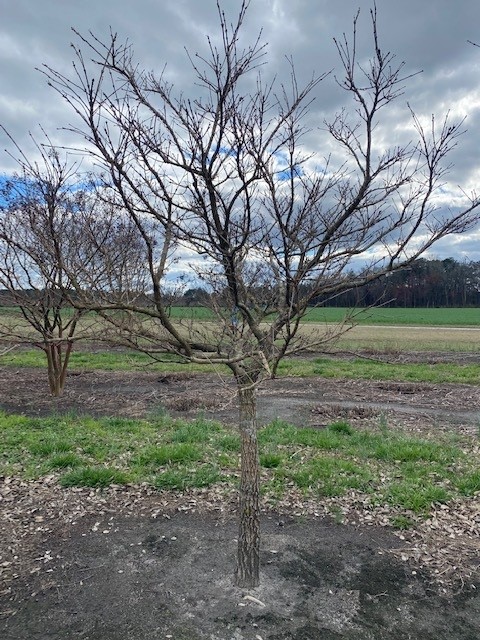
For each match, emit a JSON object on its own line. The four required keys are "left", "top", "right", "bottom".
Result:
{"left": 167, "top": 306, "right": 479, "bottom": 326}
{"left": 302, "top": 306, "right": 479, "bottom": 326}
{"left": 1, "top": 304, "right": 478, "bottom": 327}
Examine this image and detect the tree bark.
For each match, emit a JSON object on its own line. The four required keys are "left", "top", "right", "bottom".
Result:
{"left": 234, "top": 383, "right": 261, "bottom": 588}
{"left": 45, "top": 344, "right": 61, "bottom": 397}
{"left": 44, "top": 342, "right": 72, "bottom": 397}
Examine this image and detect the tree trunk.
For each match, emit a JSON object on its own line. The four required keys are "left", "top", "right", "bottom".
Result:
{"left": 44, "top": 342, "right": 73, "bottom": 397}
{"left": 45, "top": 344, "right": 61, "bottom": 396}
{"left": 234, "top": 383, "right": 261, "bottom": 588}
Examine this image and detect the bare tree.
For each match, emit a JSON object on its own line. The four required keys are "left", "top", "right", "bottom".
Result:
{"left": 0, "top": 131, "right": 148, "bottom": 395}
{"left": 41, "top": 2, "right": 479, "bottom": 585}
{"left": 0, "top": 132, "right": 88, "bottom": 396}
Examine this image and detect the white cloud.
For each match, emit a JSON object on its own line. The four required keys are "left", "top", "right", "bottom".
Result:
{"left": 1, "top": 0, "right": 479, "bottom": 263}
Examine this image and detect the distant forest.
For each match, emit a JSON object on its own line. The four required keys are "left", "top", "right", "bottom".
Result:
{"left": 181, "top": 258, "right": 480, "bottom": 308}
{"left": 315, "top": 258, "right": 480, "bottom": 308}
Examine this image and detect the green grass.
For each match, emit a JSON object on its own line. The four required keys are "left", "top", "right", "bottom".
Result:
{"left": 170, "top": 419, "right": 222, "bottom": 443}
{"left": 217, "top": 433, "right": 241, "bottom": 452}
{"left": 278, "top": 357, "right": 480, "bottom": 385}
{"left": 60, "top": 466, "right": 131, "bottom": 488}
{"left": 0, "top": 349, "right": 214, "bottom": 374}
{"left": 134, "top": 306, "right": 480, "bottom": 327}
{"left": 167, "top": 306, "right": 217, "bottom": 321}
{"left": 303, "top": 307, "right": 480, "bottom": 326}
{"left": 134, "top": 443, "right": 202, "bottom": 466}
{"left": 1, "top": 409, "right": 476, "bottom": 523}
{"left": 327, "top": 420, "right": 355, "bottom": 435}
{"left": 390, "top": 514, "right": 415, "bottom": 530}
{"left": 2, "top": 347, "right": 478, "bottom": 384}
{"left": 46, "top": 452, "right": 83, "bottom": 470}
{"left": 382, "top": 481, "right": 450, "bottom": 512}
{"left": 455, "top": 470, "right": 480, "bottom": 496}
{"left": 1, "top": 304, "right": 478, "bottom": 326}
{"left": 154, "top": 465, "right": 222, "bottom": 490}
{"left": 370, "top": 438, "right": 457, "bottom": 463}
{"left": 260, "top": 452, "right": 283, "bottom": 468}
{"left": 289, "top": 456, "right": 372, "bottom": 496}
{"left": 28, "top": 438, "right": 73, "bottom": 455}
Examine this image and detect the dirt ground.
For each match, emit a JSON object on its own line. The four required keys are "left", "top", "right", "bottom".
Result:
{"left": 1, "top": 356, "right": 480, "bottom": 639}
{"left": 0, "top": 355, "right": 479, "bottom": 430}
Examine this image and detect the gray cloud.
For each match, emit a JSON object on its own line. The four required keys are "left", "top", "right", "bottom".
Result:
{"left": 1, "top": 0, "right": 479, "bottom": 260}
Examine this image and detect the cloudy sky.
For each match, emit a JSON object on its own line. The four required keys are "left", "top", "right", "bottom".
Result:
{"left": 1, "top": 0, "right": 479, "bottom": 262}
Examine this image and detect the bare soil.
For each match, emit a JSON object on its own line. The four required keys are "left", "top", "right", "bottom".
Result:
{"left": 0, "top": 359, "right": 479, "bottom": 431}
{"left": 1, "top": 356, "right": 479, "bottom": 639}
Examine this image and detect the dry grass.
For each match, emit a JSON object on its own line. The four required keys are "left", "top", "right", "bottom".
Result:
{"left": 301, "top": 324, "right": 480, "bottom": 353}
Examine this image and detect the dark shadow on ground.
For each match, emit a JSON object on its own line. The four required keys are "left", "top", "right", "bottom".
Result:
{"left": 1, "top": 511, "right": 479, "bottom": 640}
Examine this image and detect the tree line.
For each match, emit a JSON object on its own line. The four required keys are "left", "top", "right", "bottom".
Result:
{"left": 317, "top": 258, "right": 480, "bottom": 308}
{"left": 182, "top": 258, "right": 480, "bottom": 309}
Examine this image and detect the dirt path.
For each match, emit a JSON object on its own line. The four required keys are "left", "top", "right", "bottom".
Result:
{"left": 0, "top": 366, "right": 479, "bottom": 432}
{"left": 1, "top": 482, "right": 479, "bottom": 640}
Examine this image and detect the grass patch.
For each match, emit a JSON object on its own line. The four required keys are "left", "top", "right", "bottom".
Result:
{"left": 2, "top": 349, "right": 479, "bottom": 385}
{"left": 328, "top": 420, "right": 355, "bottom": 435}
{"left": 0, "top": 409, "right": 476, "bottom": 518}
{"left": 258, "top": 419, "right": 304, "bottom": 446}
{"left": 28, "top": 439, "right": 73, "bottom": 455}
{"left": 275, "top": 357, "right": 480, "bottom": 384}
{"left": 0, "top": 349, "right": 221, "bottom": 374}
{"left": 260, "top": 452, "right": 283, "bottom": 468}
{"left": 1, "top": 305, "right": 478, "bottom": 327}
{"left": 383, "top": 481, "right": 450, "bottom": 513}
{"left": 135, "top": 443, "right": 201, "bottom": 466}
{"left": 371, "top": 438, "right": 459, "bottom": 463}
{"left": 455, "top": 470, "right": 480, "bottom": 496}
{"left": 217, "top": 433, "right": 241, "bottom": 452}
{"left": 46, "top": 452, "right": 83, "bottom": 470}
{"left": 170, "top": 418, "right": 221, "bottom": 443}
{"left": 289, "top": 455, "right": 372, "bottom": 496}
{"left": 154, "top": 465, "right": 221, "bottom": 490}
{"left": 294, "top": 428, "right": 346, "bottom": 449}
{"left": 60, "top": 466, "right": 130, "bottom": 488}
